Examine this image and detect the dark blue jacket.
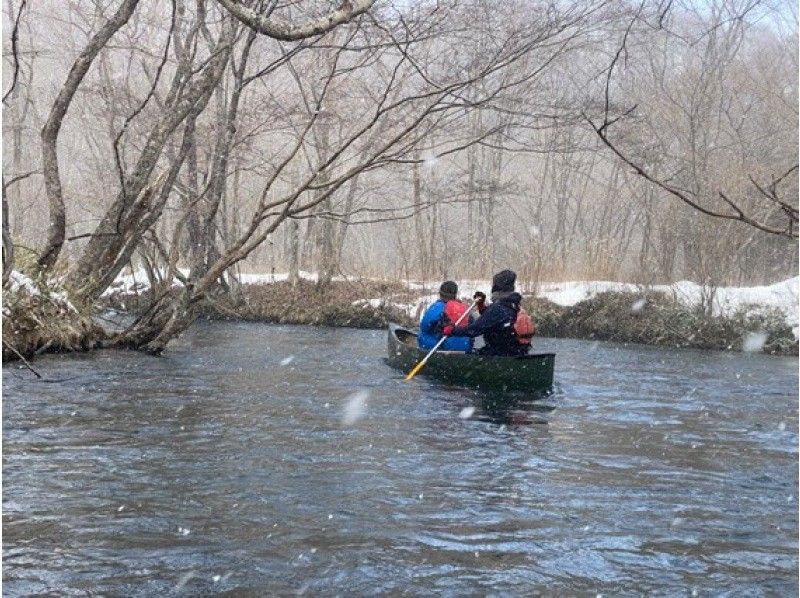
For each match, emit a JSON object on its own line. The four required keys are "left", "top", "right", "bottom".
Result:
{"left": 449, "top": 292, "right": 528, "bottom": 356}
{"left": 418, "top": 299, "right": 473, "bottom": 352}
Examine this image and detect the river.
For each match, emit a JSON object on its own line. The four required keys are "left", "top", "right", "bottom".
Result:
{"left": 3, "top": 322, "right": 798, "bottom": 595}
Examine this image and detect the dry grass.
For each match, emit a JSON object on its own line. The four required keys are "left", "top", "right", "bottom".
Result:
{"left": 523, "top": 291, "right": 797, "bottom": 355}
{"left": 2, "top": 282, "right": 105, "bottom": 361}
{"left": 200, "top": 279, "right": 418, "bottom": 329}
{"left": 101, "top": 280, "right": 798, "bottom": 356}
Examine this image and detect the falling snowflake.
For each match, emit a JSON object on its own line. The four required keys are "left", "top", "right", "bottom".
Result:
{"left": 631, "top": 298, "right": 646, "bottom": 312}
{"left": 459, "top": 406, "right": 475, "bottom": 419}
{"left": 280, "top": 355, "right": 295, "bottom": 366}
{"left": 422, "top": 150, "right": 438, "bottom": 169}
{"left": 742, "top": 331, "right": 768, "bottom": 353}
{"left": 342, "top": 390, "right": 369, "bottom": 425}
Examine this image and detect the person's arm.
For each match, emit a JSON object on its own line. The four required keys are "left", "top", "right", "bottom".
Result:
{"left": 446, "top": 304, "right": 502, "bottom": 338}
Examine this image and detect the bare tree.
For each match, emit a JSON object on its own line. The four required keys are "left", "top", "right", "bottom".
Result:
{"left": 37, "top": 0, "right": 142, "bottom": 272}
{"left": 586, "top": 0, "right": 798, "bottom": 240}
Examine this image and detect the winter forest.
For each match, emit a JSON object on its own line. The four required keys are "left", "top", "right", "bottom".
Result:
{"left": 2, "top": 0, "right": 798, "bottom": 354}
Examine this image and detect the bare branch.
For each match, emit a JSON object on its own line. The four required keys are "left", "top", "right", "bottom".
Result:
{"left": 2, "top": 0, "right": 27, "bottom": 104}
{"left": 216, "top": 0, "right": 375, "bottom": 41}
{"left": 112, "top": 0, "right": 177, "bottom": 197}
{"left": 587, "top": 115, "right": 798, "bottom": 239}
{"left": 2, "top": 169, "right": 38, "bottom": 193}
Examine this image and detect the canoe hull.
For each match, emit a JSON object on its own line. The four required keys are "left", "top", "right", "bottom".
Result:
{"left": 387, "top": 323, "right": 554, "bottom": 393}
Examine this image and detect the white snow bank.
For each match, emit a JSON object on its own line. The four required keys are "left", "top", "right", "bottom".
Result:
{"left": 352, "top": 298, "right": 385, "bottom": 309}
{"left": 408, "top": 276, "right": 797, "bottom": 314}
{"left": 538, "top": 277, "right": 798, "bottom": 321}
{"left": 237, "top": 271, "right": 356, "bottom": 285}
{"left": 103, "top": 268, "right": 358, "bottom": 297}
{"left": 404, "top": 276, "right": 799, "bottom": 335}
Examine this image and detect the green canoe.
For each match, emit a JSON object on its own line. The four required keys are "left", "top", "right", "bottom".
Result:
{"left": 387, "top": 323, "right": 555, "bottom": 393}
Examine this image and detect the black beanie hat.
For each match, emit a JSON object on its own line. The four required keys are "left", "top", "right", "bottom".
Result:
{"left": 439, "top": 280, "right": 458, "bottom": 299}
{"left": 491, "top": 269, "right": 516, "bottom": 293}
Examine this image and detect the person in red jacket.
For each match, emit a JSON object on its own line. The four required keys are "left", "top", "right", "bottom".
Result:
{"left": 417, "top": 281, "right": 473, "bottom": 352}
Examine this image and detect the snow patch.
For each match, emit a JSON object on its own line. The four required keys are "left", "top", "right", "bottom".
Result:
{"left": 9, "top": 271, "right": 40, "bottom": 296}
{"left": 102, "top": 267, "right": 188, "bottom": 297}
{"left": 352, "top": 298, "right": 384, "bottom": 309}
{"left": 7, "top": 270, "right": 77, "bottom": 313}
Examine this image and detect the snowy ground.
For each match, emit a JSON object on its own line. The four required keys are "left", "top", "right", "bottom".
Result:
{"left": 102, "top": 269, "right": 353, "bottom": 295}
{"left": 541, "top": 277, "right": 798, "bottom": 323}
{"left": 405, "top": 276, "right": 798, "bottom": 321}
{"left": 402, "top": 276, "right": 799, "bottom": 338}
{"left": 103, "top": 267, "right": 799, "bottom": 338}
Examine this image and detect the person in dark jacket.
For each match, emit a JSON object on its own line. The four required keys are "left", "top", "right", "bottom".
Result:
{"left": 443, "top": 269, "right": 528, "bottom": 356}
{"left": 418, "top": 281, "right": 473, "bottom": 352}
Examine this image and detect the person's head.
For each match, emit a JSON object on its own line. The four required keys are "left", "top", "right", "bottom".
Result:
{"left": 491, "top": 269, "right": 516, "bottom": 293}
{"left": 439, "top": 280, "right": 458, "bottom": 300}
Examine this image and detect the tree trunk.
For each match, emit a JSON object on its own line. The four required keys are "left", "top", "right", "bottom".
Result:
{"left": 288, "top": 218, "right": 300, "bottom": 286}
{"left": 2, "top": 181, "right": 13, "bottom": 287}
{"left": 38, "top": 0, "right": 141, "bottom": 273}
{"left": 65, "top": 17, "right": 236, "bottom": 304}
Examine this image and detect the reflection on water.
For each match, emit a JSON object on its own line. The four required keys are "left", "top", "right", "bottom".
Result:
{"left": 458, "top": 390, "right": 555, "bottom": 425}
{"left": 3, "top": 322, "right": 798, "bottom": 595}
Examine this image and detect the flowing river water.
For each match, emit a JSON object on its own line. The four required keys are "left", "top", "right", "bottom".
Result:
{"left": 3, "top": 322, "right": 798, "bottom": 595}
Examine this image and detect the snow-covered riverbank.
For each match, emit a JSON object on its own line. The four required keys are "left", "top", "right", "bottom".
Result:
{"left": 104, "top": 268, "right": 799, "bottom": 338}
{"left": 95, "top": 268, "right": 799, "bottom": 355}
{"left": 5, "top": 268, "right": 798, "bottom": 360}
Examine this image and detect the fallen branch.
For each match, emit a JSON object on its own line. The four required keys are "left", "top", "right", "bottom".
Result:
{"left": 4, "top": 342, "right": 42, "bottom": 378}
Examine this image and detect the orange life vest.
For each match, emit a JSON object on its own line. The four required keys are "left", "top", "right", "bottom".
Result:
{"left": 443, "top": 299, "right": 468, "bottom": 327}
{"left": 514, "top": 307, "right": 535, "bottom": 345}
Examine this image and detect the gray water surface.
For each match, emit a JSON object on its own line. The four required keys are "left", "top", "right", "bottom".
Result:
{"left": 3, "top": 323, "right": 798, "bottom": 595}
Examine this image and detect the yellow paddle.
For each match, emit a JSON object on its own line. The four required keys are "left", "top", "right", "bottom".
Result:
{"left": 405, "top": 299, "right": 478, "bottom": 381}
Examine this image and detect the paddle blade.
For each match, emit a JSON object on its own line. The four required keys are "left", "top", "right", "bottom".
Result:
{"left": 405, "top": 360, "right": 426, "bottom": 381}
